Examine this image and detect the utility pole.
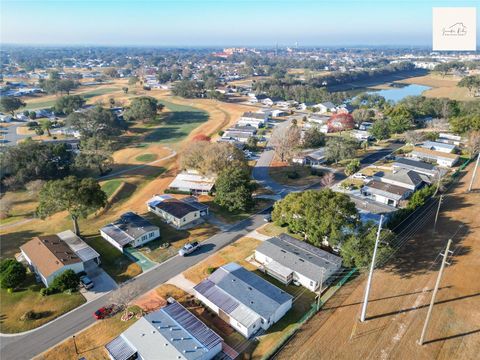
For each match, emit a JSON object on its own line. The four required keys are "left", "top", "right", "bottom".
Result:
{"left": 433, "top": 195, "right": 443, "bottom": 234}
{"left": 72, "top": 335, "right": 79, "bottom": 355}
{"left": 360, "top": 215, "right": 384, "bottom": 322}
{"left": 316, "top": 269, "right": 324, "bottom": 311}
{"left": 468, "top": 154, "right": 479, "bottom": 192}
{"left": 418, "top": 239, "right": 452, "bottom": 345}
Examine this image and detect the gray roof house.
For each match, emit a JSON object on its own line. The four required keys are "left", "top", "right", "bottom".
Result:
{"left": 105, "top": 300, "right": 223, "bottom": 360}
{"left": 361, "top": 180, "right": 412, "bottom": 208}
{"left": 254, "top": 234, "right": 342, "bottom": 291}
{"left": 420, "top": 140, "right": 457, "bottom": 154}
{"left": 147, "top": 195, "right": 209, "bottom": 229}
{"left": 193, "top": 263, "right": 293, "bottom": 338}
{"left": 373, "top": 169, "right": 430, "bottom": 190}
{"left": 100, "top": 212, "right": 160, "bottom": 253}
{"left": 393, "top": 157, "right": 439, "bottom": 177}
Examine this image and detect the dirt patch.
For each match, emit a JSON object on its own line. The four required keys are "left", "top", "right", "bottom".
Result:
{"left": 276, "top": 161, "right": 480, "bottom": 360}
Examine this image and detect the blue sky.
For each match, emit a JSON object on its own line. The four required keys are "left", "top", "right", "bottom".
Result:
{"left": 1, "top": 1, "right": 478, "bottom": 46}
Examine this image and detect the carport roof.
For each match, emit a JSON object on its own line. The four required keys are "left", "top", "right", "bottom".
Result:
{"left": 57, "top": 230, "right": 100, "bottom": 262}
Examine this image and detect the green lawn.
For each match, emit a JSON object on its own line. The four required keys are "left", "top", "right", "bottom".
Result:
{"left": 23, "top": 99, "right": 57, "bottom": 110}
{"left": 143, "top": 100, "right": 209, "bottom": 146}
{"left": 81, "top": 87, "right": 120, "bottom": 99}
{"left": 205, "top": 199, "right": 273, "bottom": 224}
{"left": 135, "top": 153, "right": 157, "bottom": 162}
{"left": 0, "top": 273, "right": 86, "bottom": 333}
{"left": 101, "top": 179, "right": 123, "bottom": 198}
{"left": 84, "top": 235, "right": 142, "bottom": 283}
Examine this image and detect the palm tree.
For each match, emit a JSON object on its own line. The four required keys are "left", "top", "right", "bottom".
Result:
{"left": 41, "top": 120, "right": 53, "bottom": 137}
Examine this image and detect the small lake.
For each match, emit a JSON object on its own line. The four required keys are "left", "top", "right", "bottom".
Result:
{"left": 367, "top": 84, "right": 431, "bottom": 102}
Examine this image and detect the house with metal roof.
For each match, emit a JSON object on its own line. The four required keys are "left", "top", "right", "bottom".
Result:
{"left": 411, "top": 147, "right": 459, "bottom": 167}
{"left": 393, "top": 157, "right": 439, "bottom": 177}
{"left": 105, "top": 299, "right": 223, "bottom": 360}
{"left": 420, "top": 140, "right": 457, "bottom": 154}
{"left": 168, "top": 171, "right": 216, "bottom": 195}
{"left": 20, "top": 232, "right": 98, "bottom": 287}
{"left": 147, "top": 195, "right": 209, "bottom": 229}
{"left": 237, "top": 112, "right": 267, "bottom": 128}
{"left": 100, "top": 212, "right": 160, "bottom": 253}
{"left": 193, "top": 263, "right": 293, "bottom": 338}
{"left": 254, "top": 234, "right": 342, "bottom": 291}
{"left": 292, "top": 148, "right": 326, "bottom": 168}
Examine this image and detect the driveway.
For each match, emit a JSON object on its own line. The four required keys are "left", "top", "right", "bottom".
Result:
{"left": 0, "top": 122, "right": 28, "bottom": 147}
{"left": 80, "top": 267, "right": 118, "bottom": 302}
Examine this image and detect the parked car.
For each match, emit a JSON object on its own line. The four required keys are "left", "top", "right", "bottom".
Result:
{"left": 178, "top": 241, "right": 199, "bottom": 256}
{"left": 93, "top": 304, "right": 116, "bottom": 320}
{"left": 352, "top": 172, "right": 367, "bottom": 180}
{"left": 80, "top": 275, "right": 94, "bottom": 290}
{"left": 263, "top": 214, "right": 272, "bottom": 222}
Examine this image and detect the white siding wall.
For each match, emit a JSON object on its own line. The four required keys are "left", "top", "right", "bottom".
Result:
{"left": 132, "top": 229, "right": 160, "bottom": 247}
{"left": 100, "top": 230, "right": 126, "bottom": 253}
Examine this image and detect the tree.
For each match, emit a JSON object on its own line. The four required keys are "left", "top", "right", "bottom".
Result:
{"left": 466, "top": 130, "right": 480, "bottom": 157}
{"left": 214, "top": 166, "right": 253, "bottom": 212}
{"left": 28, "top": 111, "right": 37, "bottom": 120}
{"left": 66, "top": 106, "right": 126, "bottom": 138}
{"left": 51, "top": 269, "right": 79, "bottom": 292}
{"left": 352, "top": 108, "right": 374, "bottom": 124}
{"left": 56, "top": 79, "right": 76, "bottom": 95}
{"left": 0, "top": 140, "right": 73, "bottom": 188}
{"left": 128, "top": 76, "right": 139, "bottom": 86}
{"left": 271, "top": 122, "right": 301, "bottom": 162}
{"left": 458, "top": 75, "right": 480, "bottom": 96}
{"left": 369, "top": 119, "right": 391, "bottom": 141}
{"left": 385, "top": 105, "right": 414, "bottom": 134}
{"left": 103, "top": 68, "right": 119, "bottom": 78}
{"left": 180, "top": 141, "right": 245, "bottom": 175}
{"left": 449, "top": 115, "right": 480, "bottom": 134}
{"left": 37, "top": 176, "right": 107, "bottom": 235}
{"left": 320, "top": 172, "right": 335, "bottom": 187}
{"left": 324, "top": 136, "right": 358, "bottom": 164}
{"left": 123, "top": 96, "right": 159, "bottom": 123}
{"left": 0, "top": 96, "right": 26, "bottom": 116}
{"left": 40, "top": 119, "right": 53, "bottom": 137}
{"left": 302, "top": 127, "right": 325, "bottom": 148}
{"left": 246, "top": 136, "right": 259, "bottom": 151}
{"left": 341, "top": 223, "right": 393, "bottom": 267}
{"left": 54, "top": 95, "right": 85, "bottom": 115}
{"left": 344, "top": 159, "right": 361, "bottom": 176}
{"left": 404, "top": 130, "right": 424, "bottom": 145}
{"left": 407, "top": 185, "right": 434, "bottom": 210}
{"left": 272, "top": 189, "right": 358, "bottom": 247}
{"left": 122, "top": 87, "right": 129, "bottom": 94}
{"left": 0, "top": 259, "right": 26, "bottom": 289}
{"left": 75, "top": 136, "right": 114, "bottom": 175}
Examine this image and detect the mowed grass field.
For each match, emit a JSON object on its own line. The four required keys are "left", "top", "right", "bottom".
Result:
{"left": 400, "top": 73, "right": 474, "bottom": 101}
{"left": 0, "top": 273, "right": 86, "bottom": 333}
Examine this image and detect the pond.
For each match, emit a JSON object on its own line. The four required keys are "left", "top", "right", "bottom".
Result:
{"left": 367, "top": 84, "right": 431, "bottom": 102}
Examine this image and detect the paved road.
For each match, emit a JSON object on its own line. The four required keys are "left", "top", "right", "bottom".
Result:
{"left": 0, "top": 122, "right": 28, "bottom": 147}
{"left": 0, "top": 212, "right": 268, "bottom": 360}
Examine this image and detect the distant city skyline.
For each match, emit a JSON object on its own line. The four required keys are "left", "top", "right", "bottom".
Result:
{"left": 1, "top": 1, "right": 479, "bottom": 47}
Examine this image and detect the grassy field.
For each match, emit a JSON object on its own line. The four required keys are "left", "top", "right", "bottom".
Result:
{"left": 84, "top": 235, "right": 142, "bottom": 282}
{"left": 202, "top": 197, "right": 273, "bottom": 224}
{"left": 269, "top": 162, "right": 323, "bottom": 187}
{"left": 183, "top": 236, "right": 261, "bottom": 284}
{"left": 139, "top": 214, "right": 219, "bottom": 263}
{"left": 0, "top": 273, "right": 86, "bottom": 333}
{"left": 100, "top": 179, "right": 123, "bottom": 198}
{"left": 36, "top": 306, "right": 141, "bottom": 360}
{"left": 134, "top": 153, "right": 157, "bottom": 162}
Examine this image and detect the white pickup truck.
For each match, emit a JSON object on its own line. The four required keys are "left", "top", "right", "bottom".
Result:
{"left": 178, "top": 241, "right": 200, "bottom": 256}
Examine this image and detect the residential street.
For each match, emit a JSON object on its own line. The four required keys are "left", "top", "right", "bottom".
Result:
{"left": 0, "top": 212, "right": 268, "bottom": 360}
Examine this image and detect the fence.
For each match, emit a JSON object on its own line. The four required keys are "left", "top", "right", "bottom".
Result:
{"left": 261, "top": 268, "right": 357, "bottom": 360}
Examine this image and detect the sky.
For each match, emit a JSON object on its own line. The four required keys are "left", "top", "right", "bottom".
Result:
{"left": 1, "top": 0, "right": 479, "bottom": 47}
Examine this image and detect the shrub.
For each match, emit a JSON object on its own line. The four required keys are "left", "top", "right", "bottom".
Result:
{"left": 0, "top": 259, "right": 26, "bottom": 289}
{"left": 207, "top": 267, "right": 217, "bottom": 274}
{"left": 51, "top": 270, "right": 79, "bottom": 292}
{"left": 40, "top": 286, "right": 59, "bottom": 296}
{"left": 287, "top": 170, "right": 300, "bottom": 179}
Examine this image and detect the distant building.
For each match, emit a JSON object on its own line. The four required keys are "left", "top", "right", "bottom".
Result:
{"left": 106, "top": 300, "right": 223, "bottom": 360}
{"left": 168, "top": 171, "right": 216, "bottom": 195}
{"left": 237, "top": 112, "right": 267, "bottom": 128}
{"left": 393, "top": 157, "right": 439, "bottom": 177}
{"left": 292, "top": 148, "right": 326, "bottom": 168}
{"left": 147, "top": 195, "right": 209, "bottom": 229}
{"left": 313, "top": 102, "right": 336, "bottom": 114}
{"left": 373, "top": 169, "right": 430, "bottom": 190}
{"left": 100, "top": 212, "right": 160, "bottom": 253}
{"left": 193, "top": 263, "right": 293, "bottom": 338}
{"left": 361, "top": 180, "right": 412, "bottom": 207}
{"left": 254, "top": 234, "right": 342, "bottom": 291}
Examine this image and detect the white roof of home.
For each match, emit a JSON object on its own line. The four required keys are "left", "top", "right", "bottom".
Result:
{"left": 57, "top": 230, "right": 100, "bottom": 262}
{"left": 169, "top": 172, "right": 216, "bottom": 192}
{"left": 421, "top": 141, "right": 456, "bottom": 152}
{"left": 106, "top": 301, "right": 222, "bottom": 360}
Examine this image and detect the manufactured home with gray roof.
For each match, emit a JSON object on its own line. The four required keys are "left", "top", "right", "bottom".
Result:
{"left": 105, "top": 300, "right": 223, "bottom": 360}
{"left": 193, "top": 263, "right": 293, "bottom": 338}
{"left": 254, "top": 234, "right": 342, "bottom": 291}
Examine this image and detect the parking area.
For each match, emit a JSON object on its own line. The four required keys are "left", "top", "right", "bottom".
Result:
{"left": 80, "top": 267, "right": 118, "bottom": 302}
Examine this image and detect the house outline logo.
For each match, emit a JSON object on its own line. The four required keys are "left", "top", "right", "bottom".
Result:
{"left": 442, "top": 22, "right": 467, "bottom": 36}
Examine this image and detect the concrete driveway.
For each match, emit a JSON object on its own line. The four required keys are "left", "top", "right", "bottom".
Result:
{"left": 80, "top": 267, "right": 118, "bottom": 302}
